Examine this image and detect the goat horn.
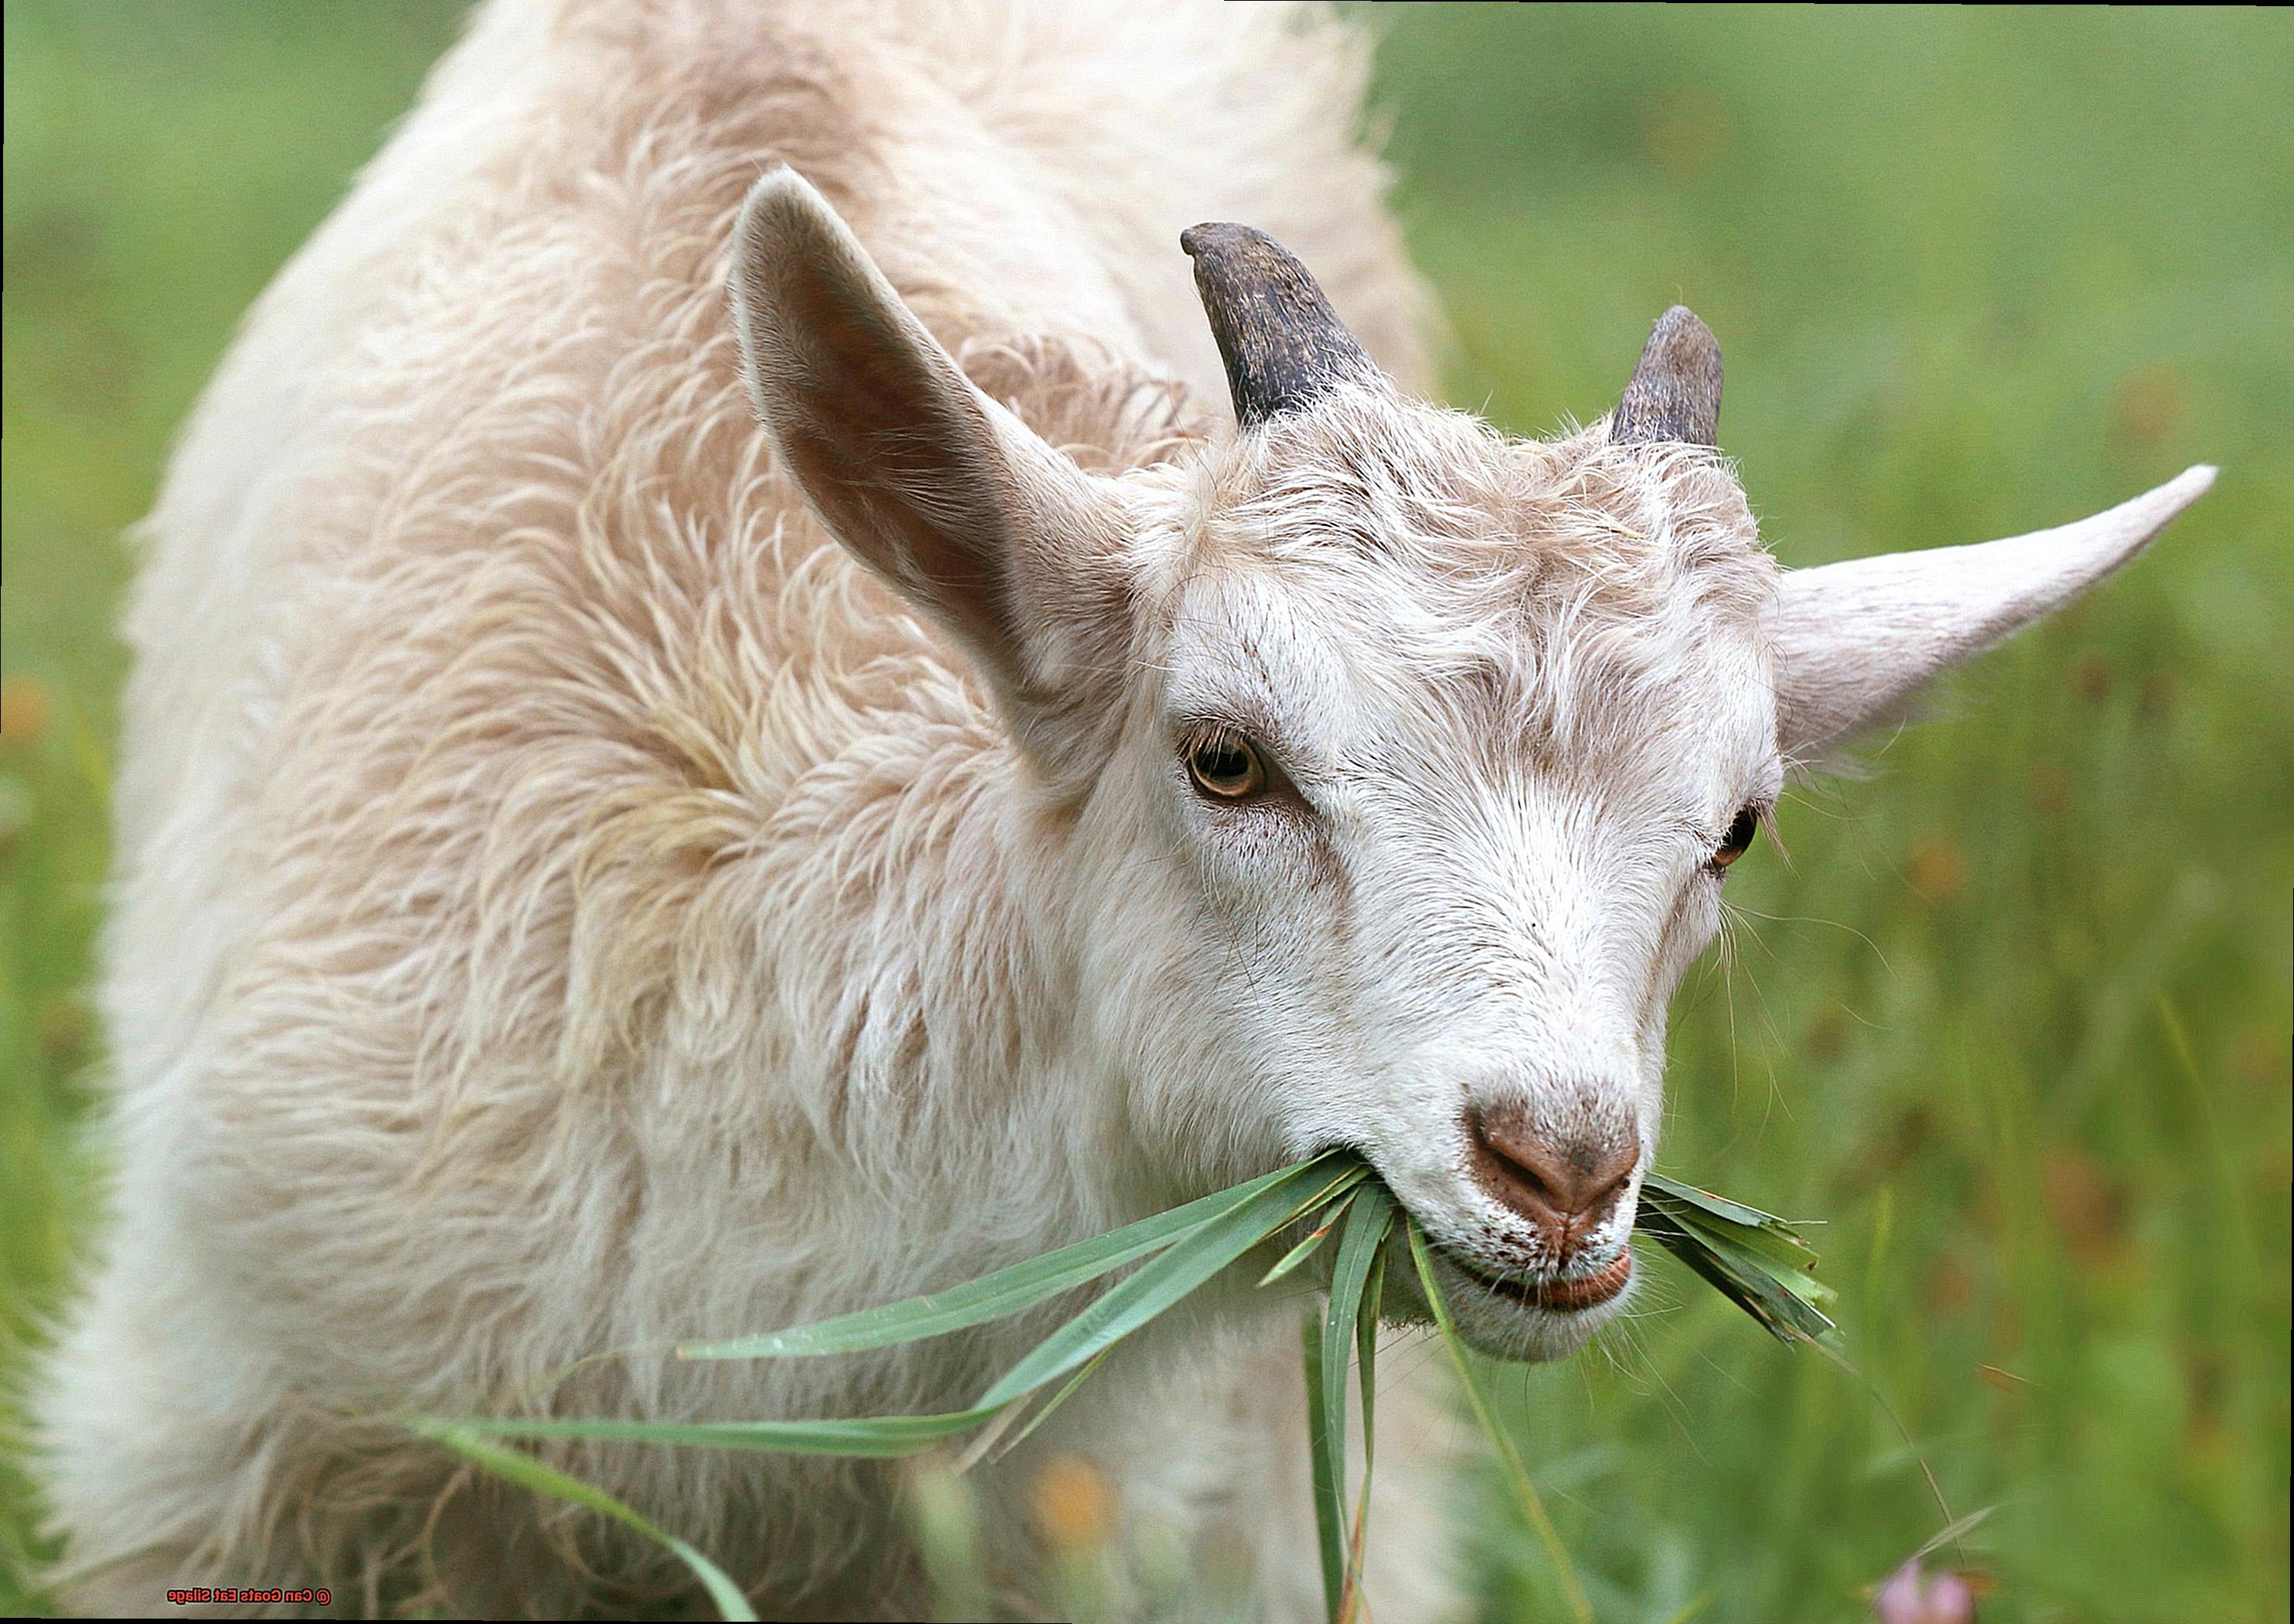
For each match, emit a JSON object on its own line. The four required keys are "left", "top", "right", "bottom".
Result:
{"left": 1180, "top": 222, "right": 1380, "bottom": 426}
{"left": 1611, "top": 305, "right": 1722, "bottom": 447}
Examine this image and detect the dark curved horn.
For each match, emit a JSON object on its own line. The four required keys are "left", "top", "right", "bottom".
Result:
{"left": 1611, "top": 305, "right": 1722, "bottom": 446}
{"left": 1180, "top": 223, "right": 1379, "bottom": 426}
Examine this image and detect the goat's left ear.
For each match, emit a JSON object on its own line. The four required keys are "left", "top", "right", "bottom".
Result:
{"left": 728, "top": 167, "right": 1130, "bottom": 776}
{"left": 1771, "top": 465, "right": 2215, "bottom": 760}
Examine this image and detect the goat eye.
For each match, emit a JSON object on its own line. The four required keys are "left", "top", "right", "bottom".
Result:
{"left": 1186, "top": 729, "right": 1267, "bottom": 801}
{"left": 1712, "top": 807, "right": 1760, "bottom": 870}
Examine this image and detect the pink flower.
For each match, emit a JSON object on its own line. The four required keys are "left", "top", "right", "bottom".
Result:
{"left": 1873, "top": 1558, "right": 1978, "bottom": 1624}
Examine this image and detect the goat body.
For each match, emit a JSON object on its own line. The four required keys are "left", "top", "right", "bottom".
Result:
{"left": 36, "top": 1, "right": 2209, "bottom": 1617}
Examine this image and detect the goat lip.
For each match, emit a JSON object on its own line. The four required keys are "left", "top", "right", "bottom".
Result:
{"left": 1456, "top": 1246, "right": 1634, "bottom": 1314}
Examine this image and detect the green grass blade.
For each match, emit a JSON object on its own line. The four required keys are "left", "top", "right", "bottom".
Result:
{"left": 1636, "top": 1175, "right": 1839, "bottom": 1347}
{"left": 975, "top": 1343, "right": 1120, "bottom": 1470}
{"left": 1638, "top": 1173, "right": 1787, "bottom": 1231}
{"left": 404, "top": 1416, "right": 758, "bottom": 1622}
{"left": 1302, "top": 1311, "right": 1346, "bottom": 1622}
{"left": 1641, "top": 1175, "right": 1834, "bottom": 1282}
{"left": 1343, "top": 1246, "right": 1385, "bottom": 1624}
{"left": 1635, "top": 1209, "right": 1836, "bottom": 1346}
{"left": 680, "top": 1157, "right": 1332, "bottom": 1362}
{"left": 1354, "top": 1250, "right": 1382, "bottom": 1472}
{"left": 1258, "top": 1189, "right": 1358, "bottom": 1288}
{"left": 976, "top": 1160, "right": 1368, "bottom": 1411}
{"left": 408, "top": 1408, "right": 997, "bottom": 1458}
{"left": 1406, "top": 1223, "right": 1593, "bottom": 1624}
{"left": 1318, "top": 1182, "right": 1394, "bottom": 1616}
{"left": 408, "top": 1158, "right": 1366, "bottom": 1494}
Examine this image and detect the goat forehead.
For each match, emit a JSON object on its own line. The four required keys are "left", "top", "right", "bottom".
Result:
{"left": 1204, "top": 389, "right": 1769, "bottom": 582}
{"left": 1164, "top": 540, "right": 1773, "bottom": 770}
{"left": 1158, "top": 399, "right": 1780, "bottom": 783}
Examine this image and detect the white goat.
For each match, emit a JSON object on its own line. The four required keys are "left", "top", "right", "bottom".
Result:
{"left": 35, "top": 0, "right": 2210, "bottom": 1617}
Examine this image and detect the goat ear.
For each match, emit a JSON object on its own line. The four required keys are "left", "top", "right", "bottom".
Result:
{"left": 1772, "top": 466, "right": 2215, "bottom": 762}
{"left": 729, "top": 168, "right": 1127, "bottom": 749}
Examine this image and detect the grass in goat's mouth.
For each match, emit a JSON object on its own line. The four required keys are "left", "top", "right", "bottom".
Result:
{"left": 404, "top": 1153, "right": 1837, "bottom": 1623}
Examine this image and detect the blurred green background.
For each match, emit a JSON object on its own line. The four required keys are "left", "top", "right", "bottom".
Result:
{"left": 2, "top": 4, "right": 2287, "bottom": 1619}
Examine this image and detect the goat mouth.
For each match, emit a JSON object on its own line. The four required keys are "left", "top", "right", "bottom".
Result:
{"left": 1456, "top": 1246, "right": 1634, "bottom": 1314}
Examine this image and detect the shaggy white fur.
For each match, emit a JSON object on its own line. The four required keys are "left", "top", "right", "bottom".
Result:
{"left": 33, "top": 0, "right": 2209, "bottom": 1618}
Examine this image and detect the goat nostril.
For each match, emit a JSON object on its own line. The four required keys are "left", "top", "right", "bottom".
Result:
{"left": 1469, "top": 1116, "right": 1550, "bottom": 1211}
{"left": 1466, "top": 1108, "right": 1638, "bottom": 1235}
{"left": 1578, "top": 1148, "right": 1635, "bottom": 1218}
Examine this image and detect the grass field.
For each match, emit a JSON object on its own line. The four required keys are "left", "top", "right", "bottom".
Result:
{"left": 3, "top": 5, "right": 2288, "bottom": 1619}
